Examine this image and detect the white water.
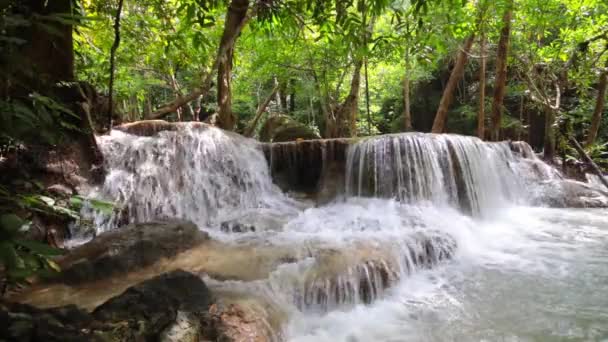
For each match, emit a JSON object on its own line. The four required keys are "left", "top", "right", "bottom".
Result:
{"left": 89, "top": 124, "right": 608, "bottom": 341}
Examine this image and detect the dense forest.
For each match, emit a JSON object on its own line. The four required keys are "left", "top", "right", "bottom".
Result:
{"left": 2, "top": 0, "right": 608, "bottom": 153}
{"left": 1, "top": 0, "right": 608, "bottom": 340}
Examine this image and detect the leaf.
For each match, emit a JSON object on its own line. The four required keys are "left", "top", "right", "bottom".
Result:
{"left": 89, "top": 198, "right": 115, "bottom": 214}
{"left": 0, "top": 242, "right": 19, "bottom": 269}
{"left": 15, "top": 239, "right": 64, "bottom": 256}
{"left": 37, "top": 195, "right": 56, "bottom": 207}
{"left": 44, "top": 259, "right": 61, "bottom": 273}
{"left": 0, "top": 214, "right": 24, "bottom": 234}
{"left": 69, "top": 196, "right": 84, "bottom": 209}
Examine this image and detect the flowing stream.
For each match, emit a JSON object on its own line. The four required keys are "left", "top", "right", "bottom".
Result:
{"left": 88, "top": 124, "right": 608, "bottom": 341}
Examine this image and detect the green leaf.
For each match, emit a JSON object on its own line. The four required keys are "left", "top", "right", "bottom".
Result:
{"left": 0, "top": 214, "right": 24, "bottom": 234}
{"left": 89, "top": 198, "right": 115, "bottom": 214}
{"left": 0, "top": 242, "right": 19, "bottom": 269}
{"left": 37, "top": 195, "right": 56, "bottom": 207}
{"left": 15, "top": 239, "right": 64, "bottom": 256}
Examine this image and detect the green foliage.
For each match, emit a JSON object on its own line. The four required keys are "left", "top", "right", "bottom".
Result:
{"left": 0, "top": 213, "right": 63, "bottom": 292}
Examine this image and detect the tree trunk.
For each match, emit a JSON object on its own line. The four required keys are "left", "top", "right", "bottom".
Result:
{"left": 544, "top": 107, "right": 556, "bottom": 160}
{"left": 477, "top": 33, "right": 486, "bottom": 139}
{"left": 489, "top": 2, "right": 513, "bottom": 141}
{"left": 586, "top": 65, "right": 608, "bottom": 146}
{"left": 217, "top": 0, "right": 250, "bottom": 130}
{"left": 431, "top": 35, "right": 476, "bottom": 133}
{"left": 328, "top": 58, "right": 363, "bottom": 138}
{"left": 403, "top": 48, "right": 412, "bottom": 131}
{"left": 244, "top": 84, "right": 280, "bottom": 137}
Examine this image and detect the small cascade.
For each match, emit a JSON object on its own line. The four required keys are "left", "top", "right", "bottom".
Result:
{"left": 345, "top": 133, "right": 552, "bottom": 215}
{"left": 90, "top": 123, "right": 297, "bottom": 232}
{"left": 293, "top": 231, "right": 456, "bottom": 312}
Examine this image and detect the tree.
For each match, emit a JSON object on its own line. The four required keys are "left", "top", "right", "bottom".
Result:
{"left": 489, "top": 0, "right": 513, "bottom": 141}
{"left": 431, "top": 35, "right": 475, "bottom": 133}
{"left": 216, "top": 0, "right": 250, "bottom": 130}
{"left": 586, "top": 62, "right": 608, "bottom": 146}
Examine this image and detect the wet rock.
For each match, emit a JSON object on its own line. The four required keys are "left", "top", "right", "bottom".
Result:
{"left": 203, "top": 303, "right": 274, "bottom": 342}
{"left": 0, "top": 302, "right": 95, "bottom": 342}
{"left": 2, "top": 270, "right": 216, "bottom": 342}
{"left": 58, "top": 220, "right": 209, "bottom": 284}
{"left": 533, "top": 179, "right": 608, "bottom": 208}
{"left": 258, "top": 115, "right": 320, "bottom": 142}
{"left": 114, "top": 120, "right": 211, "bottom": 137}
{"left": 221, "top": 221, "right": 256, "bottom": 233}
{"left": 93, "top": 270, "right": 213, "bottom": 341}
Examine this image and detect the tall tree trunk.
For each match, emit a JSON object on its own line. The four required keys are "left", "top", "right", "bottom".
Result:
{"left": 289, "top": 78, "right": 296, "bottom": 113}
{"left": 586, "top": 65, "right": 608, "bottom": 146}
{"left": 217, "top": 0, "right": 250, "bottom": 130}
{"left": 544, "top": 107, "right": 556, "bottom": 160}
{"left": 365, "top": 57, "right": 372, "bottom": 134}
{"left": 108, "top": 0, "right": 124, "bottom": 128}
{"left": 477, "top": 33, "right": 487, "bottom": 139}
{"left": 330, "top": 58, "right": 363, "bottom": 138}
{"left": 431, "top": 35, "right": 476, "bottom": 133}
{"left": 403, "top": 48, "right": 412, "bottom": 131}
{"left": 489, "top": 2, "right": 513, "bottom": 141}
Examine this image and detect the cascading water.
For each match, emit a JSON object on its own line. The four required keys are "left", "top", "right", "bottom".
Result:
{"left": 90, "top": 124, "right": 299, "bottom": 232}
{"left": 82, "top": 124, "right": 608, "bottom": 341}
{"left": 345, "top": 133, "right": 557, "bottom": 216}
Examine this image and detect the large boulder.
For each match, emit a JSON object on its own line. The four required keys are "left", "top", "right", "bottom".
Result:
{"left": 533, "top": 179, "right": 608, "bottom": 208}
{"left": 1, "top": 270, "right": 213, "bottom": 342}
{"left": 259, "top": 115, "right": 320, "bottom": 142}
{"left": 93, "top": 270, "right": 213, "bottom": 341}
{"left": 58, "top": 220, "right": 209, "bottom": 284}
{"left": 2, "top": 270, "right": 276, "bottom": 342}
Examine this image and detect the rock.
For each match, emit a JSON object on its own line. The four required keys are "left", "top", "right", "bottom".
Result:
{"left": 259, "top": 115, "right": 320, "bottom": 143}
{"left": 114, "top": 120, "right": 211, "bottom": 137}
{"left": 533, "top": 179, "right": 608, "bottom": 208}
{"left": 58, "top": 220, "right": 209, "bottom": 284}
{"left": 1, "top": 270, "right": 216, "bottom": 342}
{"left": 0, "top": 302, "right": 95, "bottom": 342}
{"left": 47, "top": 184, "right": 73, "bottom": 197}
{"left": 93, "top": 270, "right": 213, "bottom": 340}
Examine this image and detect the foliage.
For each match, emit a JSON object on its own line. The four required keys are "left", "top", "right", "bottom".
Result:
{"left": 0, "top": 212, "right": 63, "bottom": 292}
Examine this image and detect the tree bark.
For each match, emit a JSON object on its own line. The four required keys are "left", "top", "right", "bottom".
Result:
{"left": 544, "top": 107, "right": 556, "bottom": 160}
{"left": 108, "top": 0, "right": 125, "bottom": 128}
{"left": 217, "top": 0, "right": 250, "bottom": 130}
{"left": 489, "top": 2, "right": 513, "bottom": 141}
{"left": 327, "top": 58, "right": 364, "bottom": 138}
{"left": 477, "top": 33, "right": 486, "bottom": 139}
{"left": 403, "top": 47, "right": 412, "bottom": 131}
{"left": 431, "top": 35, "right": 476, "bottom": 133}
{"left": 586, "top": 65, "right": 608, "bottom": 146}
{"left": 244, "top": 84, "right": 279, "bottom": 137}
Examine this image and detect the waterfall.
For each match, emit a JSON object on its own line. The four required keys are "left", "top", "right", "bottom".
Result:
{"left": 90, "top": 123, "right": 298, "bottom": 232}
{"left": 345, "top": 133, "right": 554, "bottom": 216}
{"left": 74, "top": 125, "right": 608, "bottom": 341}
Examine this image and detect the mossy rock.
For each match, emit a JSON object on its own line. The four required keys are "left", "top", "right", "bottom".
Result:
{"left": 259, "top": 115, "right": 320, "bottom": 142}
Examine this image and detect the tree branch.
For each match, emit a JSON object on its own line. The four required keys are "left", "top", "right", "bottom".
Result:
{"left": 244, "top": 84, "right": 279, "bottom": 137}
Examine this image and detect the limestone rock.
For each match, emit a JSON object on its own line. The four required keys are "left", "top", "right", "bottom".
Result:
{"left": 58, "top": 220, "right": 209, "bottom": 284}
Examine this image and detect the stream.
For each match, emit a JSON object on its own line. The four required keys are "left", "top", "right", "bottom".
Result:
{"left": 81, "top": 124, "right": 608, "bottom": 341}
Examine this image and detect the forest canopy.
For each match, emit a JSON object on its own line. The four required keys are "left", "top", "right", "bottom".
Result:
{"left": 1, "top": 0, "right": 608, "bottom": 160}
